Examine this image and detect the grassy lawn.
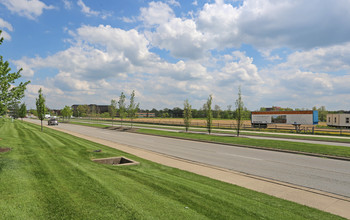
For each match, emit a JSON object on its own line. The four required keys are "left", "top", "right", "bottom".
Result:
{"left": 136, "top": 129, "right": 350, "bottom": 158}
{"left": 0, "top": 120, "right": 343, "bottom": 219}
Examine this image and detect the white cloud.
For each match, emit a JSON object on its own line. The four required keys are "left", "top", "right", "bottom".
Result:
{"left": 77, "top": 0, "right": 111, "bottom": 19}
{"left": 284, "top": 43, "right": 350, "bottom": 72}
{"left": 0, "top": 18, "right": 13, "bottom": 40}
{"left": 0, "top": 18, "right": 13, "bottom": 31}
{"left": 0, "top": 0, "right": 54, "bottom": 20}
{"left": 196, "top": 0, "right": 350, "bottom": 50}
{"left": 140, "top": 1, "right": 174, "bottom": 26}
{"left": 148, "top": 17, "right": 209, "bottom": 59}
{"left": 167, "top": 0, "right": 180, "bottom": 7}
{"left": 62, "top": 0, "right": 72, "bottom": 10}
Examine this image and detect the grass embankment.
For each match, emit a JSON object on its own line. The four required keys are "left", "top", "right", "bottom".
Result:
{"left": 137, "top": 129, "right": 350, "bottom": 158}
{"left": 0, "top": 120, "right": 343, "bottom": 219}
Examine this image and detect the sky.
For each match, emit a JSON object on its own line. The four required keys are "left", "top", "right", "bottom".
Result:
{"left": 1, "top": 0, "right": 350, "bottom": 111}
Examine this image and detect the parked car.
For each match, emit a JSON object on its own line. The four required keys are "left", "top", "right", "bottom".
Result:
{"left": 48, "top": 118, "right": 58, "bottom": 126}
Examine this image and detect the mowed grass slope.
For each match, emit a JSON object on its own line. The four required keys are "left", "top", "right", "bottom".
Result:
{"left": 0, "top": 120, "right": 343, "bottom": 219}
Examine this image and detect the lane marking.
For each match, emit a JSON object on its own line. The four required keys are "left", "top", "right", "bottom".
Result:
{"left": 218, "top": 152, "right": 263, "bottom": 161}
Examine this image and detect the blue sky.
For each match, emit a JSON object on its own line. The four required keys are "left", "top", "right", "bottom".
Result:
{"left": 1, "top": 0, "right": 350, "bottom": 111}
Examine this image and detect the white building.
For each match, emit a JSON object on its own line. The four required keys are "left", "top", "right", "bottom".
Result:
{"left": 327, "top": 114, "right": 350, "bottom": 128}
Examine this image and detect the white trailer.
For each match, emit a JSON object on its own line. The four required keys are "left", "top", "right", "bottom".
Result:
{"left": 251, "top": 110, "right": 318, "bottom": 128}
{"left": 327, "top": 114, "right": 350, "bottom": 128}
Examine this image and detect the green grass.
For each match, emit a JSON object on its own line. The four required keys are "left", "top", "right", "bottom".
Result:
{"left": 0, "top": 120, "right": 343, "bottom": 219}
{"left": 136, "top": 129, "right": 350, "bottom": 158}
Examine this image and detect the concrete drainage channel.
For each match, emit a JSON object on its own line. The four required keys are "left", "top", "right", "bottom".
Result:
{"left": 92, "top": 156, "right": 140, "bottom": 166}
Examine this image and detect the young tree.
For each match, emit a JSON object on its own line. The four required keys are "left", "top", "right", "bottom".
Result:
{"left": 214, "top": 104, "right": 221, "bottom": 119}
{"left": 128, "top": 90, "right": 139, "bottom": 128}
{"left": 235, "top": 86, "right": 244, "bottom": 137}
{"left": 36, "top": 88, "right": 46, "bottom": 132}
{"left": 61, "top": 105, "right": 72, "bottom": 121}
{"left": 118, "top": 92, "right": 126, "bottom": 127}
{"left": 183, "top": 99, "right": 192, "bottom": 132}
{"left": 0, "top": 30, "right": 30, "bottom": 115}
{"left": 206, "top": 95, "right": 213, "bottom": 134}
{"left": 109, "top": 99, "right": 117, "bottom": 126}
{"left": 19, "top": 103, "right": 27, "bottom": 121}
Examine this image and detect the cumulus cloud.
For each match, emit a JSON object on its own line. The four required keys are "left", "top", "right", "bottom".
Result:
{"left": 0, "top": 0, "right": 54, "bottom": 20}
{"left": 197, "top": 0, "right": 350, "bottom": 50}
{"left": 283, "top": 43, "right": 350, "bottom": 72}
{"left": 140, "top": 1, "right": 174, "bottom": 26}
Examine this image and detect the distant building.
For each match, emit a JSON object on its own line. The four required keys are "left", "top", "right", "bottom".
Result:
{"left": 137, "top": 112, "right": 155, "bottom": 118}
{"left": 327, "top": 113, "right": 350, "bottom": 128}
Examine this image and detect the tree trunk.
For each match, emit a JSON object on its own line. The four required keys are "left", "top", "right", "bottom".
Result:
{"left": 41, "top": 120, "right": 43, "bottom": 132}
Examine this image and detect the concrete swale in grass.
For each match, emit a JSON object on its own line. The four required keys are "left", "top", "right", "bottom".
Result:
{"left": 92, "top": 157, "right": 140, "bottom": 166}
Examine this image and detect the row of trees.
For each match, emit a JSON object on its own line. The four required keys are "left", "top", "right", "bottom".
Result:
{"left": 138, "top": 106, "right": 251, "bottom": 119}
{"left": 183, "top": 87, "right": 244, "bottom": 136}
{"left": 108, "top": 90, "right": 139, "bottom": 128}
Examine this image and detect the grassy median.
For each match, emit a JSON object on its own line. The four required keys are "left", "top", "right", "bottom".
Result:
{"left": 136, "top": 129, "right": 350, "bottom": 158}
{"left": 0, "top": 120, "right": 344, "bottom": 219}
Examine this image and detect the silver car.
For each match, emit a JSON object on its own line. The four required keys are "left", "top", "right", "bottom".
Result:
{"left": 48, "top": 118, "right": 58, "bottom": 125}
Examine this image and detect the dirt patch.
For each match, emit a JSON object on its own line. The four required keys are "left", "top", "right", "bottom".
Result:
{"left": 92, "top": 156, "right": 139, "bottom": 166}
{"left": 0, "top": 148, "right": 11, "bottom": 153}
{"left": 104, "top": 127, "right": 138, "bottom": 132}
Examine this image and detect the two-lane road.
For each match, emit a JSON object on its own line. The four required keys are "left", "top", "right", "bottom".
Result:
{"left": 28, "top": 119, "right": 350, "bottom": 198}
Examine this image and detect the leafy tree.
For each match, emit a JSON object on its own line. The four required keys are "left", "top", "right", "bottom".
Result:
{"left": 235, "top": 86, "right": 244, "bottom": 137}
{"left": 19, "top": 103, "right": 27, "bottom": 121}
{"left": 128, "top": 90, "right": 139, "bottom": 128}
{"left": 36, "top": 88, "right": 46, "bottom": 132}
{"left": 9, "top": 102, "right": 19, "bottom": 119}
{"left": 318, "top": 106, "right": 327, "bottom": 122}
{"left": 183, "top": 99, "right": 192, "bottom": 132}
{"left": 77, "top": 105, "right": 89, "bottom": 117}
{"left": 118, "top": 92, "right": 126, "bottom": 127}
{"left": 109, "top": 99, "right": 117, "bottom": 126}
{"left": 61, "top": 105, "right": 72, "bottom": 121}
{"left": 206, "top": 95, "right": 213, "bottom": 134}
{"left": 0, "top": 30, "right": 30, "bottom": 115}
{"left": 214, "top": 105, "right": 221, "bottom": 119}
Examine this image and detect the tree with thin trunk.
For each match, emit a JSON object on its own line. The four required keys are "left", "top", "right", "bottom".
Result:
{"left": 183, "top": 99, "right": 192, "bottom": 132}
{"left": 36, "top": 88, "right": 46, "bottom": 132}
{"left": 128, "top": 90, "right": 139, "bottom": 128}
{"left": 61, "top": 105, "right": 72, "bottom": 121}
{"left": 206, "top": 95, "right": 213, "bottom": 134}
{"left": 118, "top": 92, "right": 126, "bottom": 127}
{"left": 109, "top": 99, "right": 117, "bottom": 126}
{"left": 0, "top": 30, "right": 30, "bottom": 115}
{"left": 235, "top": 86, "right": 244, "bottom": 137}
{"left": 214, "top": 104, "right": 221, "bottom": 119}
{"left": 19, "top": 103, "right": 27, "bottom": 121}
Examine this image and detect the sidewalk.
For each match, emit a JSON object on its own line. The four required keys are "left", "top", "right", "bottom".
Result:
{"left": 30, "top": 121, "right": 350, "bottom": 219}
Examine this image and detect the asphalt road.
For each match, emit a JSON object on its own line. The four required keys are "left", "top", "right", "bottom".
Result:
{"left": 29, "top": 119, "right": 350, "bottom": 198}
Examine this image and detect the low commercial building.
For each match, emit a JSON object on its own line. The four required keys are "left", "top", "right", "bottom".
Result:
{"left": 327, "top": 113, "right": 350, "bottom": 128}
